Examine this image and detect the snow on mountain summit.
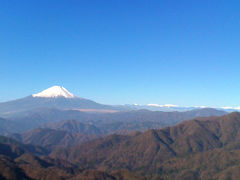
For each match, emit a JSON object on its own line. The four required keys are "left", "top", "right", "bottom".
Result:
{"left": 32, "top": 86, "right": 76, "bottom": 98}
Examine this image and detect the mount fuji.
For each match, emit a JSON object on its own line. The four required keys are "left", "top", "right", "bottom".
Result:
{"left": 0, "top": 86, "right": 115, "bottom": 117}
{"left": 32, "top": 86, "right": 76, "bottom": 98}
{"left": 0, "top": 85, "right": 231, "bottom": 119}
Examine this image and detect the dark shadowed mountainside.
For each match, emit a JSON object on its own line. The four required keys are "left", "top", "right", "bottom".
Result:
{"left": 43, "top": 119, "right": 102, "bottom": 135}
{"left": 9, "top": 120, "right": 103, "bottom": 149}
{"left": 10, "top": 128, "right": 100, "bottom": 150}
{"left": 0, "top": 117, "right": 20, "bottom": 135}
{"left": 0, "top": 136, "right": 146, "bottom": 180}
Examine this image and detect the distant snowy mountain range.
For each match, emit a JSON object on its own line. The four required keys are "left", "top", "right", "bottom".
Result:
{"left": 125, "top": 103, "right": 239, "bottom": 112}
{"left": 0, "top": 85, "right": 238, "bottom": 117}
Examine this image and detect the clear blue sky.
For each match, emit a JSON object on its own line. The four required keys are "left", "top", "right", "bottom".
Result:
{"left": 1, "top": 0, "right": 240, "bottom": 107}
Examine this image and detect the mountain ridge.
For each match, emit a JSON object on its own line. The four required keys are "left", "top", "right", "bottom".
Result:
{"left": 0, "top": 86, "right": 236, "bottom": 118}
{"left": 50, "top": 112, "right": 240, "bottom": 179}
{"left": 0, "top": 96, "right": 115, "bottom": 117}
{"left": 2, "top": 108, "right": 227, "bottom": 135}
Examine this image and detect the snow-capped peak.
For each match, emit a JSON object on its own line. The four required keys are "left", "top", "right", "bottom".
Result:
{"left": 32, "top": 86, "right": 76, "bottom": 98}
{"left": 147, "top": 104, "right": 179, "bottom": 108}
